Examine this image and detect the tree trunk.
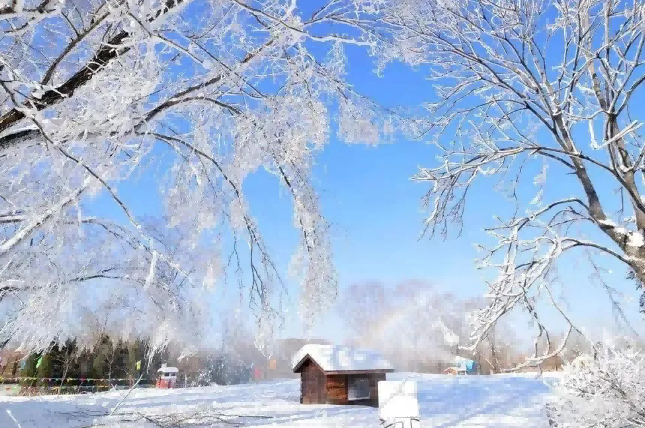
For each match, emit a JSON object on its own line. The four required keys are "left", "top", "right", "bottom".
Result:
{"left": 58, "top": 358, "right": 70, "bottom": 395}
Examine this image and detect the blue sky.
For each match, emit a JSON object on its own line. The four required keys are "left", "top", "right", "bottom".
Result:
{"left": 240, "top": 40, "right": 645, "bottom": 344}
{"left": 85, "top": 48, "right": 500, "bottom": 343}
{"left": 82, "top": 1, "right": 645, "bottom": 351}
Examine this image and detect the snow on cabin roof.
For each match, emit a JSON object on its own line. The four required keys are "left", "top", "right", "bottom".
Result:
{"left": 292, "top": 344, "right": 394, "bottom": 373}
{"left": 157, "top": 366, "right": 178, "bottom": 373}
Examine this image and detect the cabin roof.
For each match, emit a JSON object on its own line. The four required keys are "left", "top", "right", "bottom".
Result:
{"left": 157, "top": 366, "right": 178, "bottom": 373}
{"left": 292, "top": 344, "right": 394, "bottom": 374}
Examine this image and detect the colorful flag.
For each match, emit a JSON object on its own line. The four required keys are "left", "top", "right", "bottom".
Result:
{"left": 135, "top": 360, "right": 141, "bottom": 371}
{"left": 36, "top": 357, "right": 42, "bottom": 369}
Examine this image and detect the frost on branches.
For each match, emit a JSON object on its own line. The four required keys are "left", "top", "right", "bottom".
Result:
{"left": 0, "top": 0, "right": 405, "bottom": 354}
{"left": 369, "top": 0, "right": 645, "bottom": 365}
{"left": 548, "top": 344, "right": 645, "bottom": 427}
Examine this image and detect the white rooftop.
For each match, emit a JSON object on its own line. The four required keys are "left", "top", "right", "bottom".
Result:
{"left": 157, "top": 366, "right": 179, "bottom": 373}
{"left": 292, "top": 344, "right": 394, "bottom": 373}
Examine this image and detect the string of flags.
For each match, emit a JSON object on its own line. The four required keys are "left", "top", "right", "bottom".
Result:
{"left": 3, "top": 385, "right": 118, "bottom": 390}
{"left": 0, "top": 377, "right": 147, "bottom": 382}
{"left": 13, "top": 359, "right": 143, "bottom": 367}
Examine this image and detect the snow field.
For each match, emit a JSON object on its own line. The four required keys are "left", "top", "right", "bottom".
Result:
{"left": 0, "top": 373, "right": 558, "bottom": 427}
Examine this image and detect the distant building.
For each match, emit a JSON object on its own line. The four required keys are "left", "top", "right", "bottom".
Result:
{"left": 292, "top": 344, "right": 394, "bottom": 407}
{"left": 156, "top": 364, "right": 179, "bottom": 388}
{"left": 444, "top": 356, "right": 478, "bottom": 375}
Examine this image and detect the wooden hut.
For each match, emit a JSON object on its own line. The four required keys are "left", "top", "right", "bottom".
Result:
{"left": 292, "top": 344, "right": 394, "bottom": 407}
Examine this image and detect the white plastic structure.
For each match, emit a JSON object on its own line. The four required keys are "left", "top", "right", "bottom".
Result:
{"left": 378, "top": 381, "right": 421, "bottom": 428}
{"left": 156, "top": 364, "right": 179, "bottom": 388}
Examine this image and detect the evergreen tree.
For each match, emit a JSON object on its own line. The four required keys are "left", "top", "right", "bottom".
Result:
{"left": 53, "top": 340, "right": 77, "bottom": 393}
{"left": 77, "top": 349, "right": 94, "bottom": 378}
{"left": 20, "top": 353, "right": 39, "bottom": 388}
{"left": 126, "top": 340, "right": 140, "bottom": 380}
{"left": 112, "top": 340, "right": 129, "bottom": 380}
{"left": 36, "top": 353, "right": 53, "bottom": 387}
{"left": 92, "top": 335, "right": 113, "bottom": 379}
{"left": 15, "top": 336, "right": 177, "bottom": 392}
{"left": 20, "top": 354, "right": 38, "bottom": 378}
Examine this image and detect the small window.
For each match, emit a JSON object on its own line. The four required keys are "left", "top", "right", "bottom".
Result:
{"left": 348, "top": 377, "right": 370, "bottom": 401}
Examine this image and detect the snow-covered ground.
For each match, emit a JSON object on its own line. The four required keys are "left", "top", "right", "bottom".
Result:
{"left": 0, "top": 373, "right": 559, "bottom": 427}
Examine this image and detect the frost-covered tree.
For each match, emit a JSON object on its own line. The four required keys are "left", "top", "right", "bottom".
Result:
{"left": 548, "top": 344, "right": 645, "bottom": 427}
{"left": 0, "top": 1, "right": 404, "bottom": 353}
{"left": 365, "top": 0, "right": 645, "bottom": 364}
{"left": 478, "top": 321, "right": 519, "bottom": 373}
{"left": 338, "top": 281, "right": 470, "bottom": 371}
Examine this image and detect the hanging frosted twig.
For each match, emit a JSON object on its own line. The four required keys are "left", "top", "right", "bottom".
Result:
{"left": 369, "top": 0, "right": 645, "bottom": 368}
{"left": 0, "top": 0, "right": 410, "bottom": 354}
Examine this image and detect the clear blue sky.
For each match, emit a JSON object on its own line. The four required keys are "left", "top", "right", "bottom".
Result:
{"left": 83, "top": 2, "right": 645, "bottom": 350}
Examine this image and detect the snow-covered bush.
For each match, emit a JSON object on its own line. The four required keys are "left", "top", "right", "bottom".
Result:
{"left": 548, "top": 347, "right": 645, "bottom": 427}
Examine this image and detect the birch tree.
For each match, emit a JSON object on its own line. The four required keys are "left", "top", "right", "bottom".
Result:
{"left": 368, "top": 0, "right": 645, "bottom": 365}
{"left": 0, "top": 0, "right": 401, "bottom": 353}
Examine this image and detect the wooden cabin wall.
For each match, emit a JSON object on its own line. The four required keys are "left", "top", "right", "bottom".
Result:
{"left": 321, "top": 372, "right": 387, "bottom": 407}
{"left": 296, "top": 355, "right": 389, "bottom": 407}
{"left": 325, "top": 375, "right": 348, "bottom": 405}
{"left": 300, "top": 360, "right": 326, "bottom": 404}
